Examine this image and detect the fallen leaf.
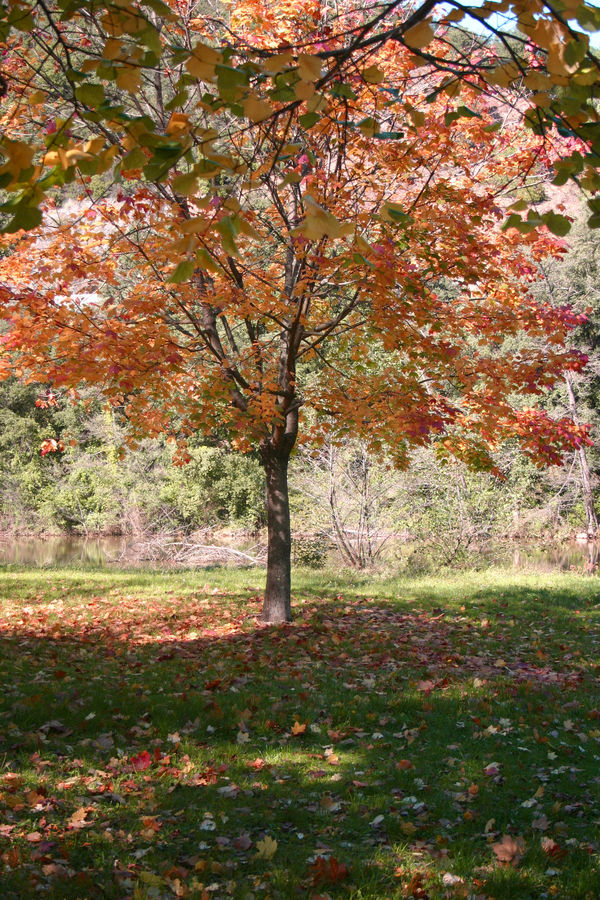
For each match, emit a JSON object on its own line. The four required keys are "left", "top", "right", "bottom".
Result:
{"left": 492, "top": 834, "right": 525, "bottom": 865}
{"left": 233, "top": 833, "right": 253, "bottom": 851}
{"left": 255, "top": 835, "right": 277, "bottom": 859}
{"left": 131, "top": 750, "right": 152, "bottom": 771}
{"left": 310, "top": 855, "right": 349, "bottom": 885}
{"left": 67, "top": 806, "right": 93, "bottom": 829}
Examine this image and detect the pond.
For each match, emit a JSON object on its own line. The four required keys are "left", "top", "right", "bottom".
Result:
{"left": 0, "top": 535, "right": 127, "bottom": 567}
{"left": 0, "top": 534, "right": 598, "bottom": 573}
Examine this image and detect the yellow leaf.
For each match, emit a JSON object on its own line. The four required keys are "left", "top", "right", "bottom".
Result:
{"left": 306, "top": 92, "right": 328, "bottom": 113}
{"left": 196, "top": 248, "right": 221, "bottom": 273}
{"left": 294, "top": 196, "right": 342, "bottom": 240}
{"left": 297, "top": 53, "right": 322, "bottom": 82}
{"left": 400, "top": 821, "right": 417, "bottom": 835}
{"left": 166, "top": 113, "right": 191, "bottom": 134}
{"left": 262, "top": 52, "right": 293, "bottom": 74}
{"left": 404, "top": 19, "right": 435, "bottom": 50}
{"left": 243, "top": 95, "right": 273, "bottom": 123}
{"left": 524, "top": 71, "right": 552, "bottom": 91}
{"left": 548, "top": 39, "right": 579, "bottom": 77}
{"left": 408, "top": 107, "right": 425, "bottom": 127}
{"left": 237, "top": 217, "right": 261, "bottom": 240}
{"left": 356, "top": 233, "right": 373, "bottom": 254}
{"left": 139, "top": 871, "right": 164, "bottom": 886}
{"left": 116, "top": 66, "right": 142, "bottom": 93}
{"left": 294, "top": 80, "right": 315, "bottom": 101}
{"left": 256, "top": 835, "right": 277, "bottom": 859}
{"left": 172, "top": 173, "right": 198, "bottom": 196}
{"left": 186, "top": 42, "right": 221, "bottom": 81}
{"left": 2, "top": 140, "right": 35, "bottom": 176}
{"left": 487, "top": 63, "right": 520, "bottom": 87}
{"left": 83, "top": 137, "right": 105, "bottom": 155}
{"left": 27, "top": 90, "right": 47, "bottom": 105}
{"left": 65, "top": 146, "right": 93, "bottom": 164}
{"left": 291, "top": 721, "right": 307, "bottom": 735}
{"left": 443, "top": 8, "right": 466, "bottom": 22}
{"left": 103, "top": 38, "right": 125, "bottom": 60}
{"left": 362, "top": 65, "right": 384, "bottom": 84}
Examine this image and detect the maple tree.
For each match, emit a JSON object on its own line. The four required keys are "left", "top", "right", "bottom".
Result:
{"left": 0, "top": 1, "right": 599, "bottom": 621}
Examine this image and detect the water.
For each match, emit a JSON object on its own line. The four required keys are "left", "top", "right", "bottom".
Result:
{"left": 0, "top": 535, "right": 126, "bottom": 567}
{"left": 0, "top": 535, "right": 598, "bottom": 572}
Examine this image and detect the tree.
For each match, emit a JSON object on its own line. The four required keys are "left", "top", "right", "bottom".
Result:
{"left": 533, "top": 208, "right": 600, "bottom": 536}
{"left": 0, "top": 1, "right": 597, "bottom": 621}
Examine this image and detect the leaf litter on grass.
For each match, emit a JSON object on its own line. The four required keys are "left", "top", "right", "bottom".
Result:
{"left": 0, "top": 568, "right": 599, "bottom": 898}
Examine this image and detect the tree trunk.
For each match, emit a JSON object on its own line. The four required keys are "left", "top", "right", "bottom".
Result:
{"left": 565, "top": 374, "right": 598, "bottom": 537}
{"left": 261, "top": 448, "right": 293, "bottom": 623}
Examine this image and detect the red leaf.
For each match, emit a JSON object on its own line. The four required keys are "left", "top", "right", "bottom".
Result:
{"left": 131, "top": 750, "right": 152, "bottom": 771}
{"left": 310, "top": 855, "right": 349, "bottom": 885}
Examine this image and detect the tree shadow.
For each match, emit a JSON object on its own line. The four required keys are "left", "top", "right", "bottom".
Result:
{"left": 0, "top": 587, "right": 599, "bottom": 898}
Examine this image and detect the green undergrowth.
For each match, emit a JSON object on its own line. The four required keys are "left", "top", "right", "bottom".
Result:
{"left": 0, "top": 566, "right": 599, "bottom": 899}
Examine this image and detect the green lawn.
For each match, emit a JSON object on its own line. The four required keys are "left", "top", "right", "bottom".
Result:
{"left": 0, "top": 566, "right": 599, "bottom": 899}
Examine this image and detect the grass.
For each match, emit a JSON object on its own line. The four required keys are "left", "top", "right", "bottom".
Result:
{"left": 0, "top": 564, "right": 599, "bottom": 899}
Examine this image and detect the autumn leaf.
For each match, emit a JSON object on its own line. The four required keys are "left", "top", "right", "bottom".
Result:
{"left": 404, "top": 19, "right": 435, "bottom": 50}
{"left": 309, "top": 855, "right": 350, "bottom": 885}
{"left": 131, "top": 750, "right": 152, "bottom": 771}
{"left": 233, "top": 833, "right": 253, "bottom": 851}
{"left": 541, "top": 837, "right": 567, "bottom": 859}
{"left": 67, "top": 806, "right": 93, "bottom": 829}
{"left": 255, "top": 835, "right": 277, "bottom": 859}
{"left": 291, "top": 720, "right": 307, "bottom": 735}
{"left": 491, "top": 834, "right": 526, "bottom": 865}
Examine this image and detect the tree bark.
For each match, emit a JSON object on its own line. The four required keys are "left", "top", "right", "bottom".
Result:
{"left": 565, "top": 373, "right": 598, "bottom": 537}
{"left": 261, "top": 447, "right": 293, "bottom": 623}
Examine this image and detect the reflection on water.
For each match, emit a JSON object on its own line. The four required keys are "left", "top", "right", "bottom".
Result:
{"left": 507, "top": 542, "right": 599, "bottom": 573}
{"left": 0, "top": 536, "right": 126, "bottom": 567}
{"left": 0, "top": 535, "right": 598, "bottom": 572}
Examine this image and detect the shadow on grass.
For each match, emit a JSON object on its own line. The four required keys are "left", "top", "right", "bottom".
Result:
{"left": 0, "top": 580, "right": 599, "bottom": 898}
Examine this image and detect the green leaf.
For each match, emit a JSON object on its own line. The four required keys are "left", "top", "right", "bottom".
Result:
{"left": 444, "top": 105, "right": 481, "bottom": 126}
{"left": 121, "top": 147, "right": 147, "bottom": 171}
{"left": 75, "top": 83, "right": 105, "bottom": 108}
{"left": 502, "top": 213, "right": 540, "bottom": 234}
{"left": 298, "top": 111, "right": 320, "bottom": 129}
{"left": 352, "top": 252, "right": 374, "bottom": 268}
{"left": 216, "top": 64, "right": 248, "bottom": 91}
{"left": 4, "top": 205, "right": 43, "bottom": 233}
{"left": 543, "top": 211, "right": 571, "bottom": 237}
{"left": 144, "top": 0, "right": 175, "bottom": 17}
{"left": 216, "top": 216, "right": 239, "bottom": 256}
{"left": 373, "top": 131, "right": 404, "bottom": 140}
{"left": 330, "top": 82, "right": 356, "bottom": 100}
{"left": 168, "top": 260, "right": 196, "bottom": 282}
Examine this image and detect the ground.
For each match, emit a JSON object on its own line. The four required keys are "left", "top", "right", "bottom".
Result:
{"left": 0, "top": 566, "right": 599, "bottom": 899}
